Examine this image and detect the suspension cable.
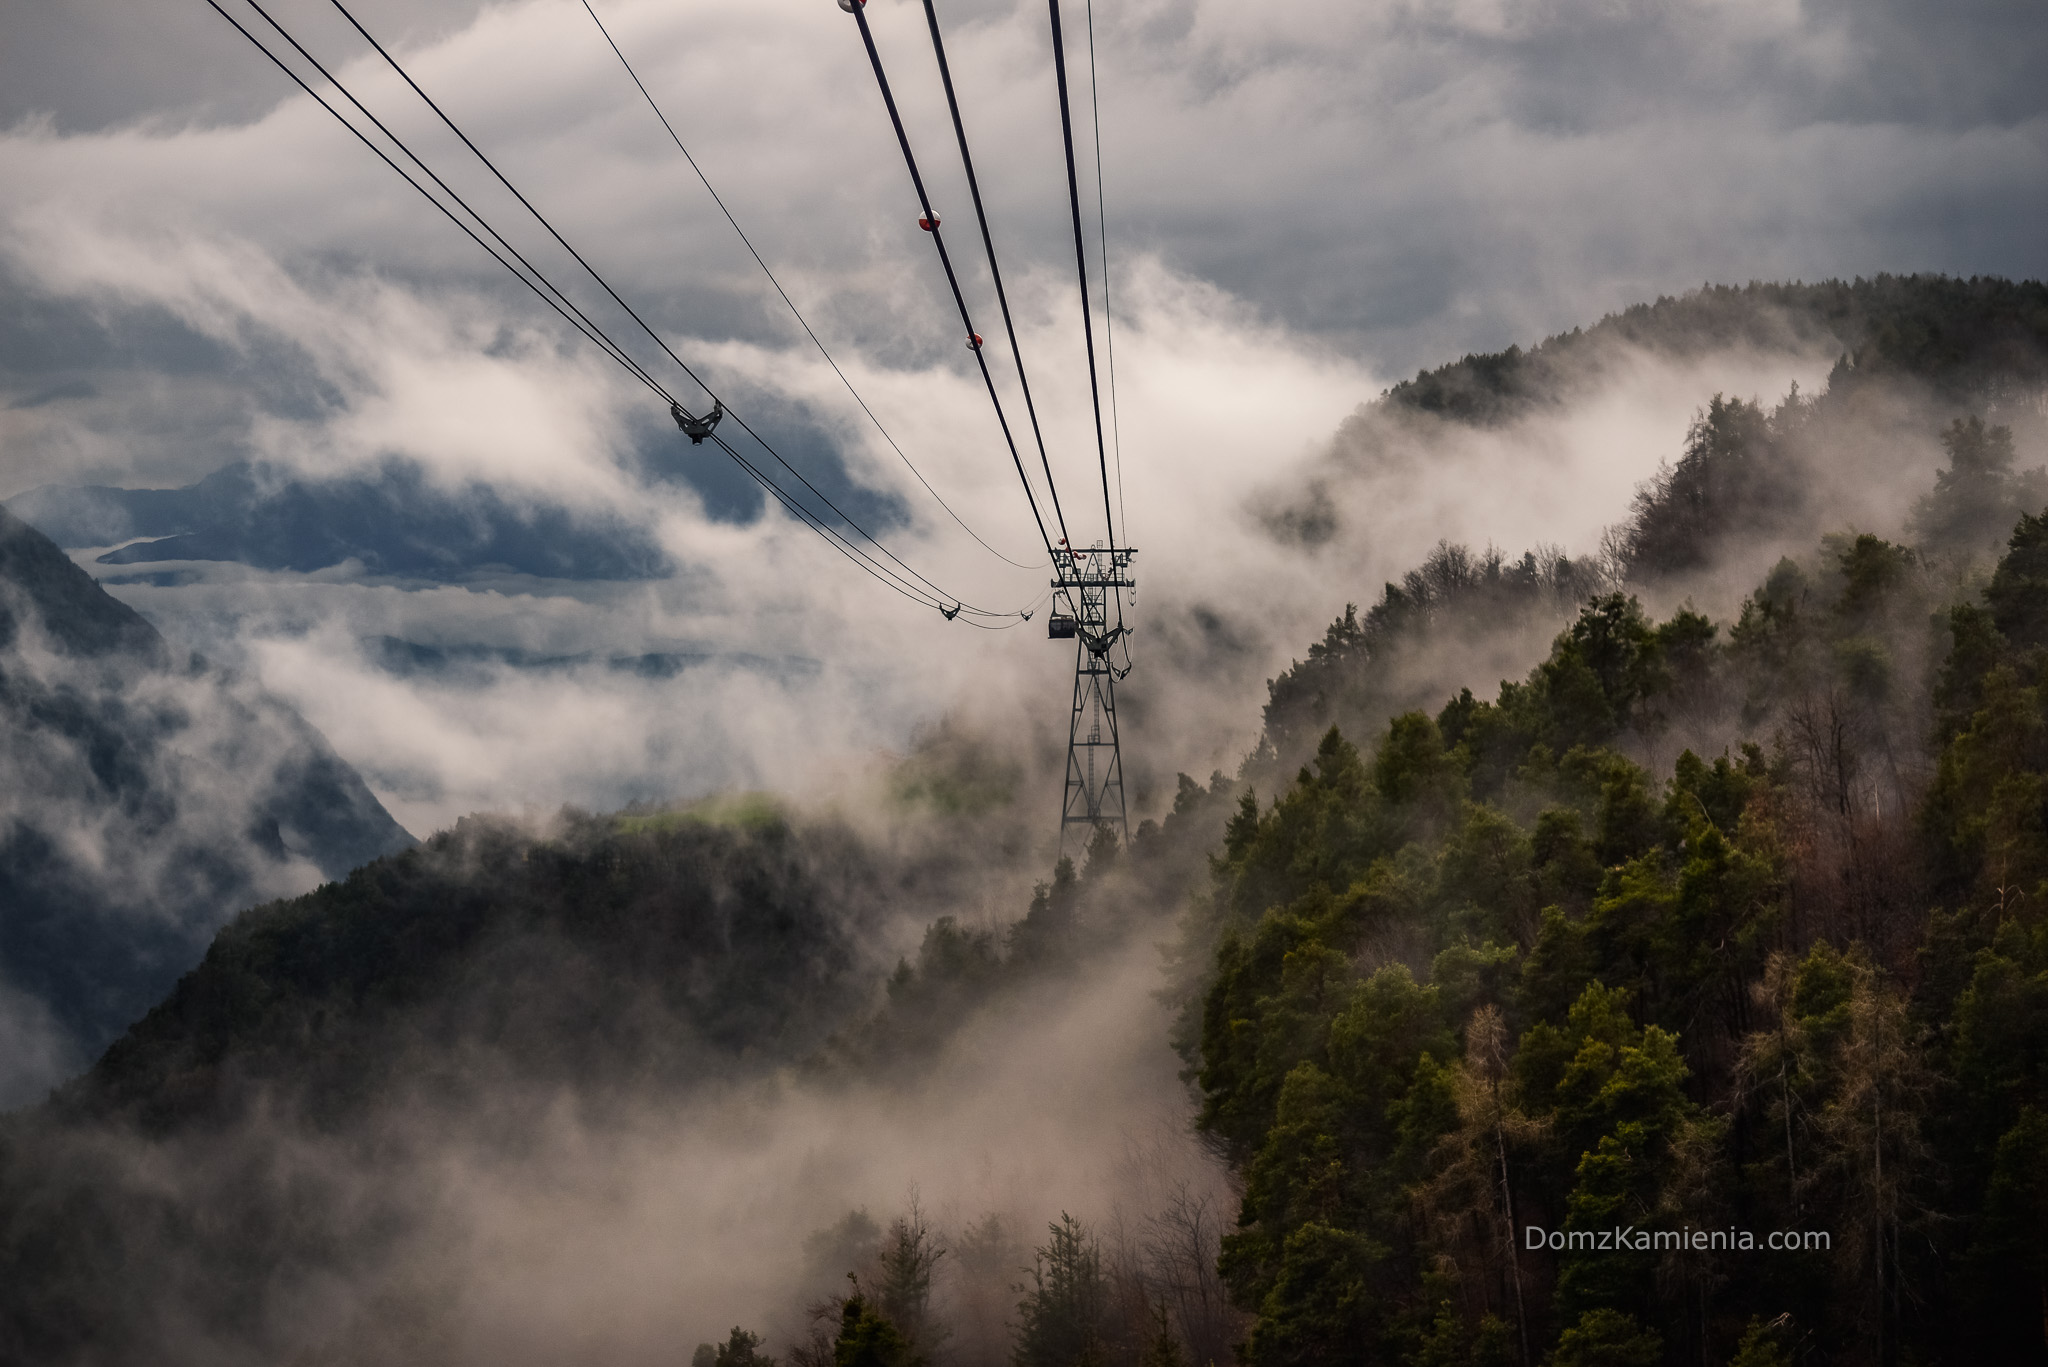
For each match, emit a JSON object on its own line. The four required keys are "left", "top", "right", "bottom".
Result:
{"left": 1046, "top": 0, "right": 1117, "bottom": 559}
{"left": 1084, "top": 0, "right": 1127, "bottom": 557}
{"left": 239, "top": 0, "right": 672, "bottom": 404}
{"left": 576, "top": 0, "right": 1042, "bottom": 573}
{"left": 323, "top": 0, "right": 1020, "bottom": 618}
{"left": 1084, "top": 0, "right": 1129, "bottom": 642}
{"left": 843, "top": 0, "right": 1068, "bottom": 564}
{"left": 204, "top": 0, "right": 1021, "bottom": 620}
{"left": 203, "top": 0, "right": 670, "bottom": 407}
{"left": 705, "top": 430, "right": 970, "bottom": 611}
{"left": 914, "top": 0, "right": 1074, "bottom": 559}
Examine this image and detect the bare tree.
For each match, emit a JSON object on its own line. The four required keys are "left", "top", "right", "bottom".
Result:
{"left": 1412, "top": 1005, "right": 1548, "bottom": 1364}
{"left": 1141, "top": 1183, "right": 1237, "bottom": 1367}
{"left": 1809, "top": 960, "right": 1938, "bottom": 1367}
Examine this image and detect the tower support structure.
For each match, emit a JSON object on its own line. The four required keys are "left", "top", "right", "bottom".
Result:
{"left": 1051, "top": 544, "right": 1135, "bottom": 852}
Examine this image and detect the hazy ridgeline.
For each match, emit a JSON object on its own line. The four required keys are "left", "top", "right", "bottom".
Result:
{"left": 3, "top": 275, "right": 2048, "bottom": 1366}
{"left": 0, "top": 764, "right": 1244, "bottom": 1366}
{"left": 0, "top": 505, "right": 413, "bottom": 1106}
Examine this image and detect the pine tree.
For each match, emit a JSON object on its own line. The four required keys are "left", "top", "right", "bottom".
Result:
{"left": 834, "top": 1293, "right": 918, "bottom": 1367}
{"left": 876, "top": 1199, "right": 947, "bottom": 1356}
{"left": 1013, "top": 1215, "right": 1110, "bottom": 1367}
{"left": 1910, "top": 416, "right": 2046, "bottom": 557}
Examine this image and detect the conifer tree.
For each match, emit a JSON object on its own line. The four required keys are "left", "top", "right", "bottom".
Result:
{"left": 1014, "top": 1215, "right": 1110, "bottom": 1367}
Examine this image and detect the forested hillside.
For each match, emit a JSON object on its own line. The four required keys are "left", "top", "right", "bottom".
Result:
{"left": 0, "top": 774, "right": 1239, "bottom": 1366}
{"left": 0, "top": 505, "right": 412, "bottom": 1105}
{"left": 1181, "top": 514, "right": 2048, "bottom": 1357}
{"left": 700, "top": 277, "right": 2048, "bottom": 1367}
{"left": 3, "top": 276, "right": 2046, "bottom": 1367}
{"left": 1382, "top": 275, "right": 2048, "bottom": 426}
{"left": 1261, "top": 275, "right": 2048, "bottom": 777}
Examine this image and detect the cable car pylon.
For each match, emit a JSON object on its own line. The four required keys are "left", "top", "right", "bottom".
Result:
{"left": 842, "top": 0, "right": 1136, "bottom": 851}
{"left": 1049, "top": 541, "right": 1134, "bottom": 851}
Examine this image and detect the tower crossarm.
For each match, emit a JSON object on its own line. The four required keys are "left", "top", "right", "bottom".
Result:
{"left": 1049, "top": 545, "right": 1137, "bottom": 593}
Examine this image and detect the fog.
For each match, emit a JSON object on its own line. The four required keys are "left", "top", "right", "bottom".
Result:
{"left": 19, "top": 255, "right": 1941, "bottom": 837}
{"left": 2, "top": 0, "right": 2042, "bottom": 831}
{"left": 0, "top": 797, "right": 1242, "bottom": 1365}
{"left": 3, "top": 0, "right": 2046, "bottom": 1361}
{"left": 393, "top": 931, "right": 1211, "bottom": 1365}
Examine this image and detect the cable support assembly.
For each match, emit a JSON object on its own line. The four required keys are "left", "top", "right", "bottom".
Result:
{"left": 840, "top": 0, "right": 1072, "bottom": 567}
{"left": 576, "top": 0, "right": 1042, "bottom": 574}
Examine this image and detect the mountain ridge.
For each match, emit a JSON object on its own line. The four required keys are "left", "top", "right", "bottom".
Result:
{"left": 0, "top": 503, "right": 413, "bottom": 1105}
{"left": 5, "top": 457, "right": 670, "bottom": 582}
{"left": 1383, "top": 274, "right": 2048, "bottom": 425}
{"left": 4, "top": 274, "right": 2048, "bottom": 1366}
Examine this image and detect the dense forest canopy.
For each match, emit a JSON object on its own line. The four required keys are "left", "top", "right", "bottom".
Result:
{"left": 1186, "top": 513, "right": 2048, "bottom": 1364}
{"left": 1172, "top": 280, "right": 2048, "bottom": 1365}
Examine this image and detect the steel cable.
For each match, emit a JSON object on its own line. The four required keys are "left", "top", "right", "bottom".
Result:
{"left": 576, "top": 0, "right": 1043, "bottom": 573}
{"left": 1084, "top": 0, "right": 1128, "bottom": 566}
{"left": 239, "top": 0, "right": 674, "bottom": 405}
{"left": 844, "top": 1, "right": 1069, "bottom": 566}
{"left": 1084, "top": 0, "right": 1130, "bottom": 640}
{"left": 202, "top": 0, "right": 672, "bottom": 407}
{"left": 203, "top": 0, "right": 1023, "bottom": 620}
{"left": 914, "top": 0, "right": 1075, "bottom": 560}
{"left": 1046, "top": 0, "right": 1118, "bottom": 560}
{"left": 324, "top": 0, "right": 1023, "bottom": 618}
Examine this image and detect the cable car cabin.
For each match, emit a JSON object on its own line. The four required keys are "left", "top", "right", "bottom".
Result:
{"left": 1047, "top": 614, "right": 1078, "bottom": 639}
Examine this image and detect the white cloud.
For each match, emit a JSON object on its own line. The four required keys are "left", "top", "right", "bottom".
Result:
{"left": 0, "top": 0, "right": 2040, "bottom": 841}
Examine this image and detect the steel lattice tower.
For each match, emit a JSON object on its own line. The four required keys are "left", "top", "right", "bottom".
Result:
{"left": 1049, "top": 543, "right": 1135, "bottom": 850}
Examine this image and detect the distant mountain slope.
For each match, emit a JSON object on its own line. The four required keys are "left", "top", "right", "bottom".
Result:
{"left": 5, "top": 457, "right": 668, "bottom": 580}
{"left": 0, "top": 505, "right": 412, "bottom": 1105}
{"left": 1382, "top": 274, "right": 2048, "bottom": 424}
{"left": 1252, "top": 276, "right": 2048, "bottom": 770}
{"left": 1, "top": 808, "right": 879, "bottom": 1364}
{"left": 66, "top": 808, "right": 884, "bottom": 1134}
{"left": 0, "top": 767, "right": 1232, "bottom": 1366}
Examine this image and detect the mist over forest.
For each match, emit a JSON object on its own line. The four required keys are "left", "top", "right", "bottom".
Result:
{"left": 1, "top": 272, "right": 2046, "bottom": 1367}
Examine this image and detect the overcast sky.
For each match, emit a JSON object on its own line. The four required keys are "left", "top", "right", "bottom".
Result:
{"left": 6, "top": 0, "right": 2044, "bottom": 472}
{"left": 2, "top": 0, "right": 2044, "bottom": 831}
